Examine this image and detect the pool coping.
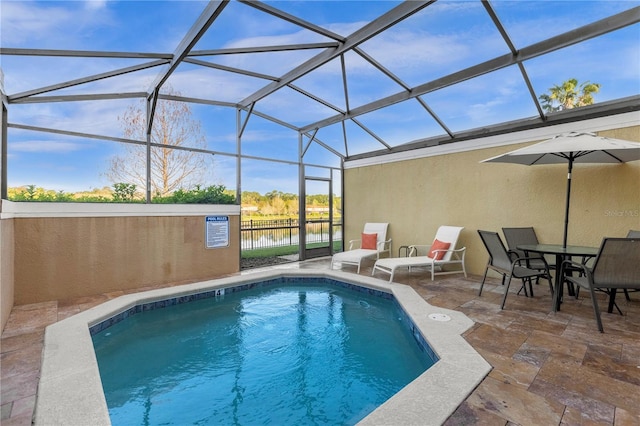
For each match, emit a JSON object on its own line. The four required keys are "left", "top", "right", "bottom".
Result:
{"left": 33, "top": 269, "right": 491, "bottom": 426}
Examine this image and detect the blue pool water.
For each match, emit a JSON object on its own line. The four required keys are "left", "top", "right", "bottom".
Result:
{"left": 91, "top": 279, "right": 436, "bottom": 425}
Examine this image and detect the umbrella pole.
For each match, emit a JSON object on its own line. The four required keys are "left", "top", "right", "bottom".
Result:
{"left": 562, "top": 158, "right": 574, "bottom": 248}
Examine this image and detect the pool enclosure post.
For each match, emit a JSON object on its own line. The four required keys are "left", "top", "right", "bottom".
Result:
{"left": 298, "top": 132, "right": 307, "bottom": 261}
{"left": 1, "top": 88, "right": 7, "bottom": 200}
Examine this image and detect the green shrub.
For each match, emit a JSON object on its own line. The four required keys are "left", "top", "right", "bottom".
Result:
{"left": 112, "top": 183, "right": 138, "bottom": 202}
{"left": 8, "top": 184, "right": 235, "bottom": 204}
{"left": 153, "top": 185, "right": 236, "bottom": 204}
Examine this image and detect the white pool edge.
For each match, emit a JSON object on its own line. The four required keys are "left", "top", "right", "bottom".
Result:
{"left": 33, "top": 269, "right": 491, "bottom": 426}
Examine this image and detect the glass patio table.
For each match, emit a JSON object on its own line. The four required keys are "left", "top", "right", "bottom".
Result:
{"left": 516, "top": 243, "right": 598, "bottom": 312}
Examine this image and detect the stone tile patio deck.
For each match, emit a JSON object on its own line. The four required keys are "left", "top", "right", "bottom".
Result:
{"left": 2, "top": 257, "right": 639, "bottom": 425}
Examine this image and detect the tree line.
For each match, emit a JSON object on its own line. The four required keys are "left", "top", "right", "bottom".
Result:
{"left": 8, "top": 184, "right": 340, "bottom": 214}
{"left": 241, "top": 190, "right": 340, "bottom": 217}
{"left": 8, "top": 184, "right": 235, "bottom": 204}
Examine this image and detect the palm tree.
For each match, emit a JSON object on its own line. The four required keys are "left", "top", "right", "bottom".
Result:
{"left": 539, "top": 78, "right": 601, "bottom": 113}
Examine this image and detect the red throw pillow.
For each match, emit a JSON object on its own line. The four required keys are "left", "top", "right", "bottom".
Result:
{"left": 428, "top": 239, "right": 451, "bottom": 260}
{"left": 361, "top": 233, "right": 378, "bottom": 250}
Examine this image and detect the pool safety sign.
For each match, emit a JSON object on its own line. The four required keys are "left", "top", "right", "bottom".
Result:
{"left": 205, "top": 216, "right": 229, "bottom": 248}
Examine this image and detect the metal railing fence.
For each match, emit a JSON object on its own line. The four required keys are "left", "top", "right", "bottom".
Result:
{"left": 241, "top": 218, "right": 342, "bottom": 251}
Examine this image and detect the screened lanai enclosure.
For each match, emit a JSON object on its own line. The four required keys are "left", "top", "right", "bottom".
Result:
{"left": 1, "top": 1, "right": 639, "bottom": 261}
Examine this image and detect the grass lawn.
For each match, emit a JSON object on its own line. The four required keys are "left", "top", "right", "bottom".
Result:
{"left": 241, "top": 241, "right": 342, "bottom": 258}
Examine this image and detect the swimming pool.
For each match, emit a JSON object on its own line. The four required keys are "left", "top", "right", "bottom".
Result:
{"left": 92, "top": 279, "right": 437, "bottom": 425}
{"left": 34, "top": 269, "right": 491, "bottom": 425}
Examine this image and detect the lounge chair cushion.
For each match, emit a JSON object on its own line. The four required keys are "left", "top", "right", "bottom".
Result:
{"left": 429, "top": 239, "right": 451, "bottom": 260}
{"left": 362, "top": 233, "right": 378, "bottom": 249}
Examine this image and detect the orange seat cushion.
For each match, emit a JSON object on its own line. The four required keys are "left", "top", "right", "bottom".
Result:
{"left": 428, "top": 239, "right": 451, "bottom": 260}
{"left": 361, "top": 233, "right": 378, "bottom": 250}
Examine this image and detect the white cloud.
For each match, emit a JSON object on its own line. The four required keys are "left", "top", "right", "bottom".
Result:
{"left": 9, "top": 139, "right": 87, "bottom": 153}
{"left": 0, "top": 2, "right": 74, "bottom": 45}
{"left": 84, "top": 0, "right": 108, "bottom": 11}
{"left": 1, "top": 1, "right": 113, "bottom": 47}
{"left": 165, "top": 67, "right": 265, "bottom": 101}
{"left": 366, "top": 30, "right": 470, "bottom": 69}
{"left": 9, "top": 99, "right": 137, "bottom": 138}
{"left": 224, "top": 28, "right": 328, "bottom": 50}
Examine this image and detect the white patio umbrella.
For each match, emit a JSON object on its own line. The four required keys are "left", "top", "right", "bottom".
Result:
{"left": 482, "top": 131, "right": 640, "bottom": 247}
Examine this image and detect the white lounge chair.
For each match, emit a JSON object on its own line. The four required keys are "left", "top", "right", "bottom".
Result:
{"left": 372, "top": 225, "right": 466, "bottom": 282}
{"left": 331, "top": 223, "right": 392, "bottom": 273}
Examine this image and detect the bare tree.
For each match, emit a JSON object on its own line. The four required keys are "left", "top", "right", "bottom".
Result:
{"left": 106, "top": 90, "right": 207, "bottom": 197}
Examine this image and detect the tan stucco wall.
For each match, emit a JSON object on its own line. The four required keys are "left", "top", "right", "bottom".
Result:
{"left": 1, "top": 215, "right": 15, "bottom": 333}
{"left": 4, "top": 204, "right": 241, "bottom": 306}
{"left": 344, "top": 125, "right": 640, "bottom": 277}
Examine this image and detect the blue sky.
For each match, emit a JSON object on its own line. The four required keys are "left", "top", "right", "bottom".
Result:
{"left": 1, "top": 0, "right": 639, "bottom": 196}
